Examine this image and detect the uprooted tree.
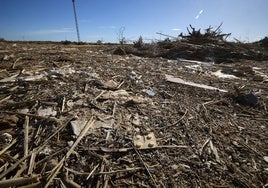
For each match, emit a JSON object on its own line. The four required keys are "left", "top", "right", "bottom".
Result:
{"left": 181, "top": 22, "right": 231, "bottom": 44}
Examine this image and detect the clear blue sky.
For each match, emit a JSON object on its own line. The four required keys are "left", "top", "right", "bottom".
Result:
{"left": 0, "top": 0, "right": 267, "bottom": 42}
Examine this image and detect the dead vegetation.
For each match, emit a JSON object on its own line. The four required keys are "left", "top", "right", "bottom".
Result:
{"left": 126, "top": 25, "right": 268, "bottom": 64}
{"left": 0, "top": 32, "right": 267, "bottom": 188}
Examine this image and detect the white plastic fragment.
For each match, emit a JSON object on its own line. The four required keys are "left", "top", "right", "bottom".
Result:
{"left": 133, "top": 132, "right": 157, "bottom": 149}
{"left": 146, "top": 89, "right": 155, "bottom": 97}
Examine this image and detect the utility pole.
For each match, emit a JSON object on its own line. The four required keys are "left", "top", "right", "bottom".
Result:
{"left": 72, "top": 0, "right": 81, "bottom": 43}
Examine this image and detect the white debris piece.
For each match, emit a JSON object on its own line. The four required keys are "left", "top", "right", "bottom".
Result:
{"left": 37, "top": 107, "right": 57, "bottom": 117}
{"left": 39, "top": 146, "right": 51, "bottom": 156}
{"left": 165, "top": 74, "right": 228, "bottom": 93}
{"left": 0, "top": 133, "right": 12, "bottom": 144}
{"left": 102, "top": 90, "right": 129, "bottom": 99}
{"left": 264, "top": 156, "right": 268, "bottom": 163}
{"left": 212, "top": 70, "right": 239, "bottom": 79}
{"left": 70, "top": 119, "right": 88, "bottom": 137}
{"left": 18, "top": 108, "right": 29, "bottom": 114}
{"left": 19, "top": 74, "right": 45, "bottom": 81}
{"left": 49, "top": 66, "right": 76, "bottom": 77}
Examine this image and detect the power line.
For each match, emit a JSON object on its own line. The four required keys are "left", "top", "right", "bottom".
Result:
{"left": 72, "top": 0, "right": 80, "bottom": 42}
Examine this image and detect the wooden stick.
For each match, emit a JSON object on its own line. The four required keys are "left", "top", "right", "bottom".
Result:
{"left": 45, "top": 158, "right": 64, "bottom": 188}
{"left": 84, "top": 145, "right": 188, "bottom": 153}
{"left": 35, "top": 147, "right": 67, "bottom": 166}
{"left": 66, "top": 117, "right": 95, "bottom": 159}
{"left": 133, "top": 147, "right": 158, "bottom": 187}
{"left": 28, "top": 151, "right": 37, "bottom": 175}
{"left": 64, "top": 166, "right": 144, "bottom": 176}
{"left": 97, "top": 167, "right": 143, "bottom": 175}
{"left": 0, "top": 111, "right": 58, "bottom": 122}
{"left": 14, "top": 163, "right": 27, "bottom": 178}
{"left": 117, "top": 81, "right": 124, "bottom": 89}
{"left": 96, "top": 162, "right": 105, "bottom": 188}
{"left": 84, "top": 83, "right": 88, "bottom": 93}
{"left": 8, "top": 86, "right": 19, "bottom": 92}
{"left": 39, "top": 116, "right": 74, "bottom": 148}
{"left": 86, "top": 164, "right": 99, "bottom": 180}
{"left": 0, "top": 152, "right": 34, "bottom": 180}
{"left": 0, "top": 175, "right": 40, "bottom": 187}
{"left": 0, "top": 95, "right": 11, "bottom": 104}
{"left": 172, "top": 110, "right": 188, "bottom": 126}
{"left": 200, "top": 138, "right": 210, "bottom": 155}
{"left": 54, "top": 178, "right": 67, "bottom": 188}
{"left": 18, "top": 181, "right": 42, "bottom": 188}
{"left": 64, "top": 171, "right": 81, "bottom": 188}
{"left": 64, "top": 178, "right": 81, "bottom": 188}
{"left": 61, "top": 96, "right": 66, "bottom": 113}
{"left": 112, "top": 102, "right": 117, "bottom": 117}
{"left": 12, "top": 57, "right": 22, "bottom": 69}
{"left": 0, "top": 117, "right": 73, "bottom": 180}
{"left": 0, "top": 139, "right": 17, "bottom": 156}
{"left": 0, "top": 163, "right": 9, "bottom": 174}
{"left": 45, "top": 118, "right": 95, "bottom": 187}
{"left": 0, "top": 72, "right": 20, "bottom": 83}
{"left": 209, "top": 140, "right": 220, "bottom": 163}
{"left": 24, "top": 116, "right": 29, "bottom": 157}
{"left": 94, "top": 91, "right": 105, "bottom": 101}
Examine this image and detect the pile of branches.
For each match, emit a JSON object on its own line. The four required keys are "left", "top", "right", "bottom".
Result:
{"left": 181, "top": 23, "right": 231, "bottom": 44}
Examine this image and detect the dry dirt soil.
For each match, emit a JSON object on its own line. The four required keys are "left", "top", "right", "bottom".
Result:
{"left": 0, "top": 41, "right": 267, "bottom": 187}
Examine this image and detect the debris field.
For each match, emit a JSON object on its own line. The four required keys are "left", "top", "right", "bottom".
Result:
{"left": 0, "top": 40, "right": 267, "bottom": 187}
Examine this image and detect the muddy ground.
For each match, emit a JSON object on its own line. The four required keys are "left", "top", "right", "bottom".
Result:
{"left": 0, "top": 41, "right": 267, "bottom": 187}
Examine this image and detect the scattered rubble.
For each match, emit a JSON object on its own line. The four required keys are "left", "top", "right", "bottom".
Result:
{"left": 0, "top": 40, "right": 267, "bottom": 187}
